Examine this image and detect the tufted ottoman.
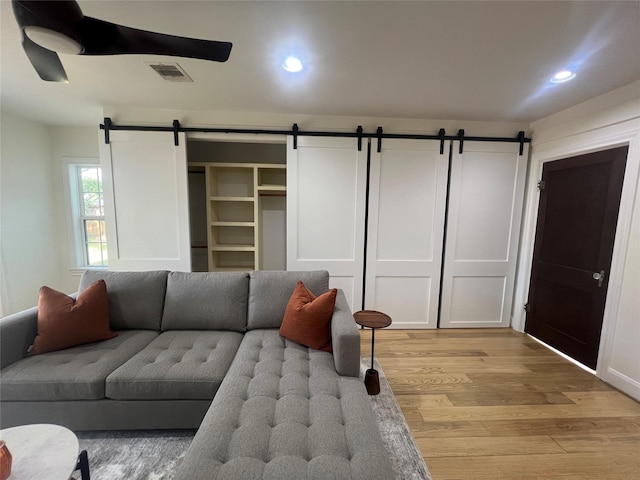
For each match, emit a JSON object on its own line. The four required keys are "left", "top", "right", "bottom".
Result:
{"left": 176, "top": 329, "right": 394, "bottom": 480}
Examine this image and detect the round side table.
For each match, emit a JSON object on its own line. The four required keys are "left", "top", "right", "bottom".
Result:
{"left": 354, "top": 310, "right": 392, "bottom": 395}
{"left": 0, "top": 424, "right": 89, "bottom": 480}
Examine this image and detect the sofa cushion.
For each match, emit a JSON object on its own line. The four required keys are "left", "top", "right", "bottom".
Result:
{"left": 247, "top": 270, "right": 330, "bottom": 330}
{"left": 161, "top": 272, "right": 249, "bottom": 332}
{"left": 106, "top": 330, "right": 244, "bottom": 400}
{"left": 0, "top": 331, "right": 158, "bottom": 401}
{"left": 30, "top": 280, "right": 117, "bottom": 355}
{"left": 175, "top": 329, "right": 394, "bottom": 480}
{"left": 79, "top": 270, "right": 168, "bottom": 331}
{"left": 279, "top": 281, "right": 337, "bottom": 353}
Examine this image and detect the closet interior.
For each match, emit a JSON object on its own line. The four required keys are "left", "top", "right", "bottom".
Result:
{"left": 187, "top": 141, "right": 287, "bottom": 272}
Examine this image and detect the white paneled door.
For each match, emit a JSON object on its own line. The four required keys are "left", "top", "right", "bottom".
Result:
{"left": 286, "top": 136, "right": 367, "bottom": 310}
{"left": 365, "top": 139, "right": 448, "bottom": 328}
{"left": 99, "top": 130, "right": 191, "bottom": 271}
{"left": 440, "top": 141, "right": 529, "bottom": 327}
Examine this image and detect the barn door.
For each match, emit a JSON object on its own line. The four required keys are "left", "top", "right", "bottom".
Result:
{"left": 525, "top": 146, "right": 627, "bottom": 369}
{"left": 365, "top": 139, "right": 448, "bottom": 328}
{"left": 440, "top": 141, "right": 529, "bottom": 328}
{"left": 100, "top": 130, "right": 191, "bottom": 271}
{"left": 286, "top": 136, "right": 367, "bottom": 310}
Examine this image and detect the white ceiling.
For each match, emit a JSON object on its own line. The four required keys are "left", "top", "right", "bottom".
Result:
{"left": 1, "top": 0, "right": 639, "bottom": 127}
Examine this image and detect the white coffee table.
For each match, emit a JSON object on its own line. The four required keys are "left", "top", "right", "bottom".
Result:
{"left": 0, "top": 424, "right": 85, "bottom": 480}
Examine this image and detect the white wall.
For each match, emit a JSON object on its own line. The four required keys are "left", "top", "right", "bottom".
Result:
{"left": 514, "top": 81, "right": 640, "bottom": 401}
{"left": 0, "top": 112, "right": 99, "bottom": 315}
{"left": 610, "top": 184, "right": 640, "bottom": 396}
{"left": 0, "top": 112, "right": 65, "bottom": 314}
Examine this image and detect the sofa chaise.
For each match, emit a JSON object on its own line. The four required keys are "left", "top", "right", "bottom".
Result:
{"left": 0, "top": 270, "right": 394, "bottom": 479}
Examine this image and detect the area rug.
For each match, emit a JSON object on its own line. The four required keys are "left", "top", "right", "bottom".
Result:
{"left": 74, "top": 359, "right": 430, "bottom": 480}
{"left": 362, "top": 357, "right": 432, "bottom": 480}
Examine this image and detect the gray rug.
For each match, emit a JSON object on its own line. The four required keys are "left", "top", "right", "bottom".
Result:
{"left": 75, "top": 359, "right": 430, "bottom": 480}
{"left": 362, "top": 357, "right": 431, "bottom": 480}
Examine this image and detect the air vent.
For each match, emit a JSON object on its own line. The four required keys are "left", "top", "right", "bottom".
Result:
{"left": 146, "top": 62, "right": 193, "bottom": 82}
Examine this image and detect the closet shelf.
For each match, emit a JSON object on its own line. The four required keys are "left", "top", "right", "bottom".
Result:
{"left": 257, "top": 186, "right": 286, "bottom": 197}
{"left": 210, "top": 221, "right": 255, "bottom": 227}
{"left": 210, "top": 196, "right": 254, "bottom": 202}
{"left": 210, "top": 245, "right": 256, "bottom": 252}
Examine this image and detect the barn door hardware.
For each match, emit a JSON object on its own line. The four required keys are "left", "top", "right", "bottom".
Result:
{"left": 457, "top": 129, "right": 465, "bottom": 154}
{"left": 99, "top": 119, "right": 531, "bottom": 150}
{"left": 292, "top": 123, "right": 299, "bottom": 149}
{"left": 173, "top": 120, "right": 180, "bottom": 146}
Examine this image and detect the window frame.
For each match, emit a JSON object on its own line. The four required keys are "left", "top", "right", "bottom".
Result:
{"left": 65, "top": 158, "right": 108, "bottom": 271}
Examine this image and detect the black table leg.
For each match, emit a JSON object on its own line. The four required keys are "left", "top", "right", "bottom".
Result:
{"left": 371, "top": 327, "right": 376, "bottom": 371}
{"left": 365, "top": 327, "right": 381, "bottom": 395}
{"left": 75, "top": 449, "right": 90, "bottom": 480}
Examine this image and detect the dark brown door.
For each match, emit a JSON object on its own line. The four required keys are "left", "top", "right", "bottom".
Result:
{"left": 525, "top": 146, "right": 627, "bottom": 369}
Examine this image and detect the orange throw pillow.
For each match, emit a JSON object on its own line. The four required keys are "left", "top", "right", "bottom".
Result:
{"left": 279, "top": 281, "right": 337, "bottom": 353}
{"left": 29, "top": 280, "right": 117, "bottom": 355}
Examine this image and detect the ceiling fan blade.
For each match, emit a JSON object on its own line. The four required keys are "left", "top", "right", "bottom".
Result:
{"left": 21, "top": 31, "right": 68, "bottom": 82}
{"left": 77, "top": 17, "right": 232, "bottom": 62}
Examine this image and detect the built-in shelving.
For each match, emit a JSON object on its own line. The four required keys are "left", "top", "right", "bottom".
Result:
{"left": 190, "top": 162, "right": 286, "bottom": 271}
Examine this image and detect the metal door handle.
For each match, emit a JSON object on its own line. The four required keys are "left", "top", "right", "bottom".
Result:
{"left": 593, "top": 270, "right": 605, "bottom": 287}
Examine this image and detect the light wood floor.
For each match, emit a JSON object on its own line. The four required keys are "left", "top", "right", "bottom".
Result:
{"left": 360, "top": 328, "right": 640, "bottom": 480}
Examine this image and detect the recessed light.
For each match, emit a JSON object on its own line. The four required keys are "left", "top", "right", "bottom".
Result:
{"left": 550, "top": 70, "right": 576, "bottom": 83}
{"left": 283, "top": 56, "right": 303, "bottom": 73}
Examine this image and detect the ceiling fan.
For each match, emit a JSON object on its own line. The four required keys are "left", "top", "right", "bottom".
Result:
{"left": 12, "top": 0, "right": 233, "bottom": 82}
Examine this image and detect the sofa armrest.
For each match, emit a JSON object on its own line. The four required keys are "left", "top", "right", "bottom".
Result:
{"left": 331, "top": 289, "right": 361, "bottom": 377}
{"left": 0, "top": 306, "right": 38, "bottom": 369}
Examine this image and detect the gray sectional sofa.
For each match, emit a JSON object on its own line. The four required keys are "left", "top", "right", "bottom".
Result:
{"left": 0, "top": 270, "right": 394, "bottom": 479}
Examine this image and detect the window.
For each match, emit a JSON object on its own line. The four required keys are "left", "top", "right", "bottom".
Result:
{"left": 69, "top": 164, "right": 108, "bottom": 267}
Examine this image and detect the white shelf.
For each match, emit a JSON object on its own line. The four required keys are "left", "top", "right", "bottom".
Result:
{"left": 210, "top": 196, "right": 254, "bottom": 202}
{"left": 210, "top": 245, "right": 255, "bottom": 252}
{"left": 210, "top": 221, "right": 255, "bottom": 227}
{"left": 258, "top": 185, "right": 286, "bottom": 193}
{"left": 204, "top": 162, "right": 285, "bottom": 271}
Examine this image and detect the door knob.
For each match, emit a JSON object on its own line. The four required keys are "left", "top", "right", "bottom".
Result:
{"left": 593, "top": 270, "right": 605, "bottom": 287}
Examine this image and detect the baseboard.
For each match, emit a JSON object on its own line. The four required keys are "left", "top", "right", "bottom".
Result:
{"left": 386, "top": 323, "right": 437, "bottom": 329}
{"left": 604, "top": 367, "right": 640, "bottom": 402}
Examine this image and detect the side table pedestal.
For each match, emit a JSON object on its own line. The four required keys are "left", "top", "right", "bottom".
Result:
{"left": 364, "top": 368, "right": 381, "bottom": 395}
{"left": 354, "top": 310, "right": 392, "bottom": 395}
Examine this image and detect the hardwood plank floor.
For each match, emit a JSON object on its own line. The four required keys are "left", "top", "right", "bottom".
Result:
{"left": 361, "top": 328, "right": 640, "bottom": 480}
